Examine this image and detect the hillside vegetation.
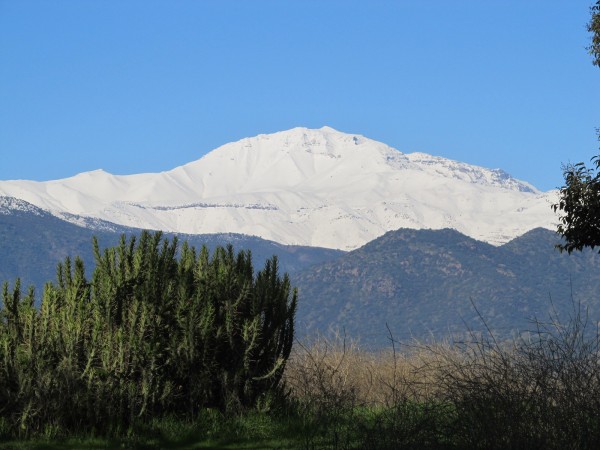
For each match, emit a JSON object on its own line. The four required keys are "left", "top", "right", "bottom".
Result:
{"left": 295, "top": 227, "right": 600, "bottom": 346}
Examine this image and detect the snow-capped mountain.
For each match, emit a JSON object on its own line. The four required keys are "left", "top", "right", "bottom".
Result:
{"left": 0, "top": 127, "right": 558, "bottom": 250}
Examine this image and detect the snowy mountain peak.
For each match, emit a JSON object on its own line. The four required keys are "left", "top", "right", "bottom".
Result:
{"left": 0, "top": 127, "right": 557, "bottom": 250}
{"left": 177, "top": 126, "right": 537, "bottom": 197}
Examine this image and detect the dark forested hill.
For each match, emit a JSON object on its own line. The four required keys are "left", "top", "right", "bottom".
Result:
{"left": 292, "top": 227, "right": 600, "bottom": 347}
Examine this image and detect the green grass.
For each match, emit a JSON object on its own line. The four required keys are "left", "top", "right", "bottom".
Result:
{"left": 3, "top": 402, "right": 460, "bottom": 449}
{"left": 0, "top": 412, "right": 309, "bottom": 450}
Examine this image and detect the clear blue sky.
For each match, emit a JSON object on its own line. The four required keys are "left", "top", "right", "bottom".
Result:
{"left": 1, "top": 1, "right": 598, "bottom": 191}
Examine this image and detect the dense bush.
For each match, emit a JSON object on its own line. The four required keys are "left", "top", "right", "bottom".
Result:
{"left": 0, "top": 231, "right": 296, "bottom": 437}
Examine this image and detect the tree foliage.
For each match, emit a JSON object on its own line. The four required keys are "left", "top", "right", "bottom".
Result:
{"left": 554, "top": 152, "right": 600, "bottom": 253}
{"left": 0, "top": 231, "right": 297, "bottom": 436}
{"left": 589, "top": 1, "right": 600, "bottom": 67}
{"left": 553, "top": 2, "right": 600, "bottom": 251}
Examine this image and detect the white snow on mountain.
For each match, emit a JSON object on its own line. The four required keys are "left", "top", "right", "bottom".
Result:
{"left": 0, "top": 196, "right": 46, "bottom": 216}
{"left": 0, "top": 127, "right": 559, "bottom": 250}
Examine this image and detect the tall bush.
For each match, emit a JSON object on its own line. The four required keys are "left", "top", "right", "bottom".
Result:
{"left": 0, "top": 231, "right": 296, "bottom": 436}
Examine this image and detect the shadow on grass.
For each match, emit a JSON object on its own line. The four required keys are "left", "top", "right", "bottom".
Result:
{"left": 0, "top": 436, "right": 299, "bottom": 450}
{"left": 0, "top": 414, "right": 304, "bottom": 450}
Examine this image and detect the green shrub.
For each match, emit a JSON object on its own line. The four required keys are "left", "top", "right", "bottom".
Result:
{"left": 0, "top": 231, "right": 297, "bottom": 437}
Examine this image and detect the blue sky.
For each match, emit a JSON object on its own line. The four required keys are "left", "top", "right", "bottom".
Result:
{"left": 0, "top": 1, "right": 598, "bottom": 191}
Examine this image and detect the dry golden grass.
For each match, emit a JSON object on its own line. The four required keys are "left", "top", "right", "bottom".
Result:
{"left": 283, "top": 332, "right": 462, "bottom": 408}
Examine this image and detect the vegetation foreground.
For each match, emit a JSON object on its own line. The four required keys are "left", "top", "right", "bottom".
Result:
{"left": 1, "top": 232, "right": 600, "bottom": 449}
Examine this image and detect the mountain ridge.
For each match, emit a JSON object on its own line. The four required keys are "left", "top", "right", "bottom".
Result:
{"left": 0, "top": 127, "right": 558, "bottom": 250}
